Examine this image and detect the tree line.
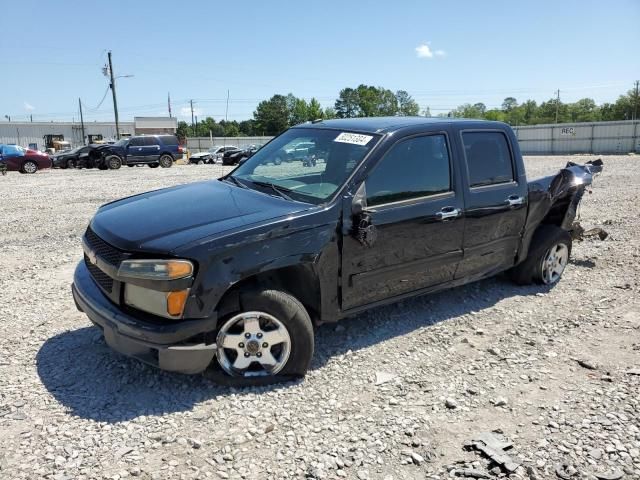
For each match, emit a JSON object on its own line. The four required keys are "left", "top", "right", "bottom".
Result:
{"left": 178, "top": 85, "right": 639, "bottom": 138}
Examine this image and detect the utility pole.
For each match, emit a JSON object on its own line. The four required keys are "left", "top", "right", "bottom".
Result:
{"left": 195, "top": 115, "right": 199, "bottom": 136}
{"left": 190, "top": 100, "right": 195, "bottom": 133}
{"left": 555, "top": 89, "right": 560, "bottom": 123}
{"left": 107, "top": 51, "right": 120, "bottom": 139}
{"left": 633, "top": 80, "right": 639, "bottom": 121}
{"left": 30, "top": 115, "right": 33, "bottom": 122}
{"left": 78, "top": 98, "right": 86, "bottom": 145}
{"left": 168, "top": 92, "right": 172, "bottom": 118}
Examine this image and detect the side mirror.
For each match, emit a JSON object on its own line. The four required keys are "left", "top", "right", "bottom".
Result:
{"left": 351, "top": 182, "right": 367, "bottom": 216}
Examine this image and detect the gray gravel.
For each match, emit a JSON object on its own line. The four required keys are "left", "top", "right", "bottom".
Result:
{"left": 0, "top": 156, "right": 638, "bottom": 480}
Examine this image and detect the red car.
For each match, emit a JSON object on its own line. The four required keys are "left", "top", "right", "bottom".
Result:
{"left": 0, "top": 144, "right": 52, "bottom": 174}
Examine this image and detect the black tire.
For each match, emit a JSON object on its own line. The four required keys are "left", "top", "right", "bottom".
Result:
{"left": 105, "top": 155, "right": 122, "bottom": 170}
{"left": 21, "top": 160, "right": 38, "bottom": 174}
{"left": 159, "top": 155, "right": 173, "bottom": 168}
{"left": 207, "top": 288, "right": 314, "bottom": 386}
{"left": 197, "top": 159, "right": 204, "bottom": 165}
{"left": 148, "top": 163, "right": 159, "bottom": 168}
{"left": 66, "top": 158, "right": 75, "bottom": 169}
{"left": 127, "top": 164, "right": 135, "bottom": 167}
{"left": 98, "top": 163, "right": 108, "bottom": 170}
{"left": 508, "top": 225, "right": 572, "bottom": 286}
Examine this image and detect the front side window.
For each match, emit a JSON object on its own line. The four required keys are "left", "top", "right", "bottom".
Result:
{"left": 231, "top": 128, "right": 379, "bottom": 204}
{"left": 462, "top": 131, "right": 514, "bottom": 187}
{"left": 366, "top": 135, "right": 451, "bottom": 207}
{"left": 129, "top": 137, "right": 144, "bottom": 147}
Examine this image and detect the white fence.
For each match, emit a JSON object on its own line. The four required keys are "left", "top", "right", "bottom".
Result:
{"left": 513, "top": 120, "right": 640, "bottom": 155}
{"left": 185, "top": 136, "right": 274, "bottom": 153}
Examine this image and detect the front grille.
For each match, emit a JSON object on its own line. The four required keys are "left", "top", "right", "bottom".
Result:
{"left": 85, "top": 226, "right": 125, "bottom": 266}
{"left": 85, "top": 254, "right": 114, "bottom": 293}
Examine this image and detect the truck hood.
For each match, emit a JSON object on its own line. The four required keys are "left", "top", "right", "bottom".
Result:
{"left": 90, "top": 180, "right": 313, "bottom": 253}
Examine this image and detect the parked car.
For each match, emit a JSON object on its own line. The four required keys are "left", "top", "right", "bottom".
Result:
{"left": 0, "top": 144, "right": 52, "bottom": 173}
{"left": 95, "top": 135, "right": 184, "bottom": 168}
{"left": 72, "top": 117, "right": 603, "bottom": 385}
{"left": 189, "top": 146, "right": 238, "bottom": 165}
{"left": 51, "top": 146, "right": 93, "bottom": 169}
{"left": 222, "top": 144, "right": 262, "bottom": 166}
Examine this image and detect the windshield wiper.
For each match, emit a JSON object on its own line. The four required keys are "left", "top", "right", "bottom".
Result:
{"left": 250, "top": 180, "right": 294, "bottom": 201}
{"left": 222, "top": 175, "right": 249, "bottom": 189}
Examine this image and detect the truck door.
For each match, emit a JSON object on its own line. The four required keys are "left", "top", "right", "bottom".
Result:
{"left": 455, "top": 129, "right": 528, "bottom": 278}
{"left": 341, "top": 132, "right": 465, "bottom": 310}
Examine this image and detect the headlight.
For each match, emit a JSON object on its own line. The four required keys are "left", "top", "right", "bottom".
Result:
{"left": 125, "top": 284, "right": 190, "bottom": 319}
{"left": 117, "top": 259, "right": 193, "bottom": 281}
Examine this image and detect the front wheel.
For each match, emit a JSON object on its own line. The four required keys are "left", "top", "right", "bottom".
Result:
{"left": 508, "top": 225, "right": 572, "bottom": 285}
{"left": 159, "top": 155, "right": 173, "bottom": 168}
{"left": 105, "top": 155, "right": 122, "bottom": 170}
{"left": 66, "top": 158, "right": 76, "bottom": 169}
{"left": 21, "top": 160, "right": 38, "bottom": 174}
{"left": 212, "top": 289, "right": 314, "bottom": 384}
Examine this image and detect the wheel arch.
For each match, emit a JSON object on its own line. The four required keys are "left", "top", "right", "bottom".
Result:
{"left": 214, "top": 263, "right": 322, "bottom": 325}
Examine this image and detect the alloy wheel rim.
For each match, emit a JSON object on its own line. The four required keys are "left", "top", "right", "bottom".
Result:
{"left": 216, "top": 311, "right": 291, "bottom": 377}
{"left": 541, "top": 243, "right": 568, "bottom": 284}
{"left": 24, "top": 162, "right": 36, "bottom": 173}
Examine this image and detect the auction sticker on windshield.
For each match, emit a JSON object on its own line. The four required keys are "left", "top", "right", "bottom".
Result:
{"left": 334, "top": 132, "right": 373, "bottom": 146}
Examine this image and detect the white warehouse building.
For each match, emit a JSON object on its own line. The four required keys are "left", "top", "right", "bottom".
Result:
{"left": 0, "top": 117, "right": 177, "bottom": 150}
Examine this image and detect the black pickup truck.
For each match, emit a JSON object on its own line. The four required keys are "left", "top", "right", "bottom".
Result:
{"left": 72, "top": 117, "right": 603, "bottom": 384}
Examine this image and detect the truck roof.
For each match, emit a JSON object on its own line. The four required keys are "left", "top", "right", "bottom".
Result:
{"left": 295, "top": 116, "right": 506, "bottom": 134}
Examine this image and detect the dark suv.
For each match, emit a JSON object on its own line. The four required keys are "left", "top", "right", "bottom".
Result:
{"left": 102, "top": 135, "right": 184, "bottom": 168}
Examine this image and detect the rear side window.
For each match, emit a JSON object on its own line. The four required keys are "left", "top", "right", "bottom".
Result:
{"left": 462, "top": 131, "right": 514, "bottom": 187}
{"left": 366, "top": 134, "right": 451, "bottom": 207}
{"left": 143, "top": 137, "right": 158, "bottom": 146}
{"left": 161, "top": 135, "right": 179, "bottom": 146}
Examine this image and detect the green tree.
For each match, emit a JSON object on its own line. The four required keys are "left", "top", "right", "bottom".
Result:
{"left": 323, "top": 107, "right": 337, "bottom": 119}
{"left": 502, "top": 97, "right": 518, "bottom": 112}
{"left": 253, "top": 94, "right": 290, "bottom": 135}
{"left": 177, "top": 121, "right": 191, "bottom": 139}
{"left": 287, "top": 94, "right": 309, "bottom": 125}
{"left": 568, "top": 98, "right": 600, "bottom": 122}
{"left": 335, "top": 87, "right": 360, "bottom": 118}
{"left": 484, "top": 109, "right": 506, "bottom": 121}
{"left": 307, "top": 98, "right": 324, "bottom": 120}
{"left": 239, "top": 119, "right": 257, "bottom": 136}
{"left": 396, "top": 90, "right": 420, "bottom": 116}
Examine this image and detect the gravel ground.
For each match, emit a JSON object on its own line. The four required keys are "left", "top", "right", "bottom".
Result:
{"left": 0, "top": 156, "right": 638, "bottom": 480}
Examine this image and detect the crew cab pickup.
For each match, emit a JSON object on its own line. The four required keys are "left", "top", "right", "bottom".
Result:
{"left": 72, "top": 117, "right": 603, "bottom": 384}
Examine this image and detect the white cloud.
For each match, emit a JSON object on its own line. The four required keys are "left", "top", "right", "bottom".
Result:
{"left": 24, "top": 102, "right": 35, "bottom": 111}
{"left": 415, "top": 44, "right": 433, "bottom": 58}
{"left": 180, "top": 106, "right": 203, "bottom": 118}
{"left": 415, "top": 44, "right": 446, "bottom": 59}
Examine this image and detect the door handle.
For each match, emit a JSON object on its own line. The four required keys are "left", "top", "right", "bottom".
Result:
{"left": 436, "top": 207, "right": 460, "bottom": 220}
{"left": 506, "top": 195, "right": 525, "bottom": 206}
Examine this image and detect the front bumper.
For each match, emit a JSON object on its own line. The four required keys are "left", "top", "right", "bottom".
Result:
{"left": 72, "top": 261, "right": 217, "bottom": 374}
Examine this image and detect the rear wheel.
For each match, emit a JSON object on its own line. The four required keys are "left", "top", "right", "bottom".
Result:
{"left": 508, "top": 225, "right": 572, "bottom": 285}
{"left": 21, "top": 160, "right": 38, "bottom": 174}
{"left": 66, "top": 158, "right": 76, "bottom": 169}
{"left": 159, "top": 155, "right": 173, "bottom": 168}
{"left": 211, "top": 289, "right": 314, "bottom": 385}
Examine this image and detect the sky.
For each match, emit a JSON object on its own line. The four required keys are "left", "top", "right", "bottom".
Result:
{"left": 1, "top": 0, "right": 639, "bottom": 123}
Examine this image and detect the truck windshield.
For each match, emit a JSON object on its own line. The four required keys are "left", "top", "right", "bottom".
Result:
{"left": 229, "top": 128, "right": 379, "bottom": 204}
